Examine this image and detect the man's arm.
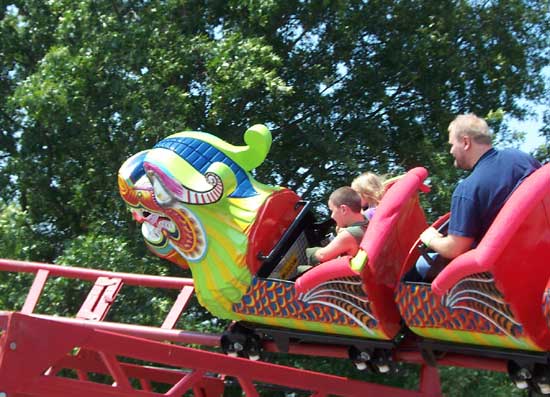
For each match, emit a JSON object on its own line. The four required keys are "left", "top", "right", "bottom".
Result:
{"left": 420, "top": 227, "right": 474, "bottom": 259}
{"left": 314, "top": 230, "right": 359, "bottom": 263}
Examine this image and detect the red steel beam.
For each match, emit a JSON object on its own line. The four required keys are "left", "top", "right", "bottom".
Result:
{"left": 21, "top": 269, "right": 50, "bottom": 314}
{"left": 0, "top": 310, "right": 510, "bottom": 375}
{"left": 0, "top": 258, "right": 194, "bottom": 289}
{"left": 161, "top": 285, "right": 195, "bottom": 329}
{"left": 24, "top": 312, "right": 220, "bottom": 346}
{"left": 0, "top": 312, "right": 433, "bottom": 397}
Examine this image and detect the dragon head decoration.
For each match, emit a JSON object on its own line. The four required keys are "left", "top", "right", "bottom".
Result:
{"left": 118, "top": 124, "right": 292, "bottom": 319}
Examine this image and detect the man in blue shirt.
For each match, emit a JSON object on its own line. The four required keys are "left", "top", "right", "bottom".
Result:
{"left": 415, "top": 113, "right": 541, "bottom": 280}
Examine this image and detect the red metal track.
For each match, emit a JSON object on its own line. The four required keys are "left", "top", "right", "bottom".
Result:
{"left": 0, "top": 258, "right": 507, "bottom": 396}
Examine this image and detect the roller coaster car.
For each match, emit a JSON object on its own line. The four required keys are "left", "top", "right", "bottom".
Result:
{"left": 396, "top": 163, "right": 550, "bottom": 392}
{"left": 236, "top": 167, "right": 429, "bottom": 359}
{"left": 119, "top": 125, "right": 550, "bottom": 386}
{"left": 118, "top": 125, "right": 428, "bottom": 370}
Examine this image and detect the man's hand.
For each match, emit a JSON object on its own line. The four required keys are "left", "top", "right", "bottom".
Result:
{"left": 420, "top": 227, "right": 474, "bottom": 259}
{"left": 420, "top": 227, "right": 442, "bottom": 248}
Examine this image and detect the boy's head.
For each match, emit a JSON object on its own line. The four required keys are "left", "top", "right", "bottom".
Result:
{"left": 328, "top": 187, "right": 362, "bottom": 228}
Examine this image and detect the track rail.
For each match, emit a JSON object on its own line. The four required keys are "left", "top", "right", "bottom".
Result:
{"left": 0, "top": 258, "right": 510, "bottom": 396}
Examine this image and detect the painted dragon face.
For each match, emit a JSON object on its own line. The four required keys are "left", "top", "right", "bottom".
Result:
{"left": 118, "top": 125, "right": 277, "bottom": 318}
{"left": 118, "top": 149, "right": 218, "bottom": 268}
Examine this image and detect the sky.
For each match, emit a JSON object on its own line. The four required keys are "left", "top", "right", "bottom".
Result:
{"left": 509, "top": 111, "right": 544, "bottom": 152}
{"left": 513, "top": 67, "right": 549, "bottom": 153}
{"left": 510, "top": 106, "right": 547, "bottom": 153}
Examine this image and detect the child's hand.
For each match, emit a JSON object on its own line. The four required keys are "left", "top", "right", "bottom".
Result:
{"left": 305, "top": 247, "right": 321, "bottom": 265}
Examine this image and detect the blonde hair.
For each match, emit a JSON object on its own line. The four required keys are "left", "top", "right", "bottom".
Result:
{"left": 448, "top": 113, "right": 492, "bottom": 145}
{"left": 351, "top": 172, "right": 384, "bottom": 206}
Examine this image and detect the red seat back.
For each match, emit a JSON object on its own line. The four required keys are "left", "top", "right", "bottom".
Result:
{"left": 432, "top": 163, "right": 550, "bottom": 349}
{"left": 360, "top": 167, "right": 429, "bottom": 288}
{"left": 359, "top": 167, "right": 429, "bottom": 337}
{"left": 247, "top": 189, "right": 302, "bottom": 274}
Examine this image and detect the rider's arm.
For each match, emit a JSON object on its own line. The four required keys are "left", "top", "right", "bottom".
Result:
{"left": 314, "top": 230, "right": 358, "bottom": 263}
{"left": 421, "top": 227, "right": 474, "bottom": 259}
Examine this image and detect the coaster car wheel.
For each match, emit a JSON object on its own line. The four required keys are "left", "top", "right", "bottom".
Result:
{"left": 348, "top": 346, "right": 373, "bottom": 371}
{"left": 371, "top": 348, "right": 396, "bottom": 374}
{"left": 508, "top": 360, "right": 534, "bottom": 391}
{"left": 531, "top": 364, "right": 550, "bottom": 395}
{"left": 221, "top": 323, "right": 262, "bottom": 361}
{"left": 348, "top": 346, "right": 396, "bottom": 375}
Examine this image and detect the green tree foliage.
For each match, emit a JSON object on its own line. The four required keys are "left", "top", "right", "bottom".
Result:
{"left": 0, "top": 0, "right": 548, "bottom": 254}
{"left": 0, "top": 203, "right": 39, "bottom": 310}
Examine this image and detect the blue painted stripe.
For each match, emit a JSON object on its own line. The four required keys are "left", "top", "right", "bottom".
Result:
{"left": 128, "top": 152, "right": 147, "bottom": 184}
{"left": 154, "top": 137, "right": 257, "bottom": 198}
